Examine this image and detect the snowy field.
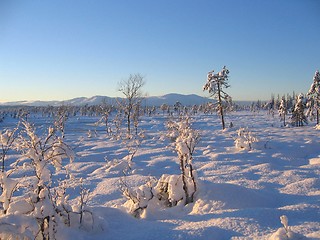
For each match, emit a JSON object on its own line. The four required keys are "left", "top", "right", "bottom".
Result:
{"left": 0, "top": 110, "right": 319, "bottom": 239}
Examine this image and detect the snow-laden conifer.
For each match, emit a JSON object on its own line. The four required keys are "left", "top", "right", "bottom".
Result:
{"left": 278, "top": 96, "right": 288, "bottom": 126}
{"left": 291, "top": 94, "right": 308, "bottom": 127}
{"left": 203, "top": 66, "right": 232, "bottom": 129}
{"left": 306, "top": 70, "right": 320, "bottom": 124}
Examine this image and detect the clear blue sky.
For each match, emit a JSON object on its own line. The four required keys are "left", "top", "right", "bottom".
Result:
{"left": 0, "top": 0, "right": 319, "bottom": 102}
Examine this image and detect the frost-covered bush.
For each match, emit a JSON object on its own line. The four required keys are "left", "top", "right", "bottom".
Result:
{"left": 154, "top": 173, "right": 197, "bottom": 207}
{"left": 122, "top": 178, "right": 155, "bottom": 218}
{"left": 0, "top": 127, "right": 18, "bottom": 172}
{"left": 122, "top": 173, "right": 198, "bottom": 218}
{"left": 0, "top": 172, "right": 19, "bottom": 214}
{"left": 174, "top": 117, "right": 199, "bottom": 205}
{"left": 0, "top": 120, "right": 94, "bottom": 239}
{"left": 234, "top": 127, "right": 259, "bottom": 150}
{"left": 123, "top": 116, "right": 200, "bottom": 218}
{"left": 166, "top": 116, "right": 199, "bottom": 204}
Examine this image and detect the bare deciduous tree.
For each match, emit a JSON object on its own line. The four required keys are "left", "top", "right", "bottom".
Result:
{"left": 118, "top": 74, "right": 145, "bottom": 135}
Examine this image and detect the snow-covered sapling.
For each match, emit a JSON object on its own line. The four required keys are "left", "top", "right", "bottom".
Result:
{"left": 54, "top": 105, "right": 69, "bottom": 139}
{"left": 278, "top": 96, "right": 288, "bottom": 126}
{"left": 73, "top": 181, "right": 93, "bottom": 230}
{"left": 235, "top": 127, "right": 259, "bottom": 151}
{"left": 203, "top": 66, "right": 232, "bottom": 129}
{"left": 175, "top": 117, "right": 199, "bottom": 205}
{"left": 165, "top": 116, "right": 200, "bottom": 205}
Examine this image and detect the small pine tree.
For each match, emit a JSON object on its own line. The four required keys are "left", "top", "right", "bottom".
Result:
{"left": 306, "top": 70, "right": 320, "bottom": 124}
{"left": 203, "top": 66, "right": 232, "bottom": 129}
{"left": 278, "top": 96, "right": 288, "bottom": 126}
{"left": 291, "top": 94, "right": 308, "bottom": 127}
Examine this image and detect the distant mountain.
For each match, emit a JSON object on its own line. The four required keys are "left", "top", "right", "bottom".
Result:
{"left": 146, "top": 93, "right": 209, "bottom": 106}
{"left": 0, "top": 94, "right": 211, "bottom": 107}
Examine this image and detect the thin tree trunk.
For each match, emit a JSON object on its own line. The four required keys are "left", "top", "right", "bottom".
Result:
{"left": 188, "top": 163, "right": 196, "bottom": 203}
{"left": 179, "top": 156, "right": 189, "bottom": 205}
{"left": 217, "top": 81, "right": 225, "bottom": 129}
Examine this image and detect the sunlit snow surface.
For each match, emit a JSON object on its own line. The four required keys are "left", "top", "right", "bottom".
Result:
{"left": 0, "top": 111, "right": 319, "bottom": 239}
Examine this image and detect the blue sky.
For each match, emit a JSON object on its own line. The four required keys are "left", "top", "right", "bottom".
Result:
{"left": 0, "top": 0, "right": 319, "bottom": 102}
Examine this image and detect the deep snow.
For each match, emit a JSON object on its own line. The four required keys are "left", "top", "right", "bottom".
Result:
{"left": 0, "top": 110, "right": 319, "bottom": 239}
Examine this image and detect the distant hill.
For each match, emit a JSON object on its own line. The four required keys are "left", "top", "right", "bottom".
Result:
{"left": 146, "top": 93, "right": 209, "bottom": 106}
{"left": 0, "top": 94, "right": 211, "bottom": 107}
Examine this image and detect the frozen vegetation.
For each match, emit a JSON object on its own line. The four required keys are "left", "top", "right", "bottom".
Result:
{"left": 0, "top": 104, "right": 319, "bottom": 240}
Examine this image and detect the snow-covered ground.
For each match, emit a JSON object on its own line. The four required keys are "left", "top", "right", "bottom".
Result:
{"left": 1, "top": 110, "right": 319, "bottom": 239}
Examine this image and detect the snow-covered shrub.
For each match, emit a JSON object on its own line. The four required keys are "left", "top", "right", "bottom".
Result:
{"left": 165, "top": 118, "right": 180, "bottom": 142}
{"left": 52, "top": 178, "right": 93, "bottom": 230}
{"left": 0, "top": 120, "right": 93, "bottom": 239}
{"left": 14, "top": 120, "right": 75, "bottom": 239}
{"left": 0, "top": 172, "right": 19, "bottom": 214}
{"left": 174, "top": 117, "right": 199, "bottom": 205}
{"left": 234, "top": 127, "right": 259, "bottom": 150}
{"left": 268, "top": 215, "right": 307, "bottom": 240}
{"left": 54, "top": 105, "right": 69, "bottom": 139}
{"left": 121, "top": 178, "right": 155, "bottom": 218}
{"left": 166, "top": 116, "right": 199, "bottom": 204}
{"left": 122, "top": 116, "right": 200, "bottom": 218}
{"left": 0, "top": 126, "right": 19, "bottom": 172}
{"left": 154, "top": 173, "right": 196, "bottom": 207}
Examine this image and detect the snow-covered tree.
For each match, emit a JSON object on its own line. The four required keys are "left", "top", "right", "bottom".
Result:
{"left": 306, "top": 70, "right": 320, "bottom": 124}
{"left": 203, "top": 66, "right": 232, "bottom": 129}
{"left": 54, "top": 105, "right": 69, "bottom": 139}
{"left": 117, "top": 73, "right": 145, "bottom": 136}
{"left": 160, "top": 104, "right": 169, "bottom": 115}
{"left": 278, "top": 96, "right": 288, "bottom": 126}
{"left": 174, "top": 117, "right": 199, "bottom": 204}
{"left": 291, "top": 94, "right": 308, "bottom": 127}
{"left": 166, "top": 116, "right": 200, "bottom": 205}
{"left": 97, "top": 99, "right": 113, "bottom": 133}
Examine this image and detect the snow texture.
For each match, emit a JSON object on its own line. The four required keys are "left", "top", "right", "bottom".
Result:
{"left": 0, "top": 110, "right": 319, "bottom": 239}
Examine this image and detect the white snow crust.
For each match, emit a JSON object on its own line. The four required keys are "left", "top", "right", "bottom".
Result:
{"left": 0, "top": 110, "right": 319, "bottom": 239}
